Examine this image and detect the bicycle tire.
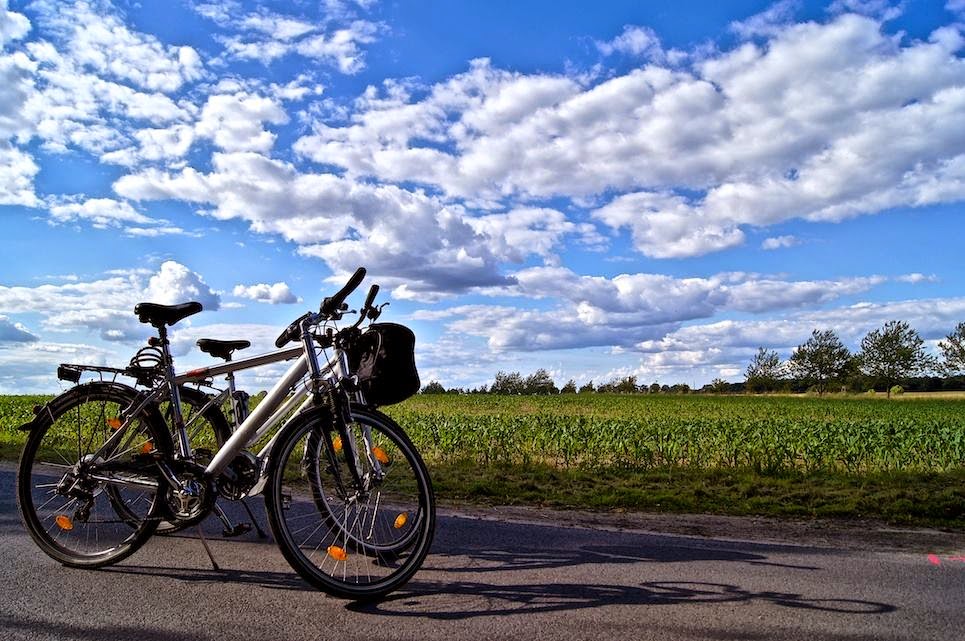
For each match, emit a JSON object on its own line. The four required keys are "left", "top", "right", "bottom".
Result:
{"left": 264, "top": 406, "right": 435, "bottom": 600}
{"left": 16, "top": 382, "right": 173, "bottom": 568}
{"left": 305, "top": 405, "right": 426, "bottom": 557}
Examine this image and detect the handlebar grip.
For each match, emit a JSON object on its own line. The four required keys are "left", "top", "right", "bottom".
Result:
{"left": 363, "top": 284, "right": 379, "bottom": 311}
{"left": 275, "top": 312, "right": 311, "bottom": 348}
{"left": 320, "top": 267, "right": 366, "bottom": 317}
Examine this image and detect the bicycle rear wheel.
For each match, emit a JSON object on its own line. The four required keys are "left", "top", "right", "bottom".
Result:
{"left": 16, "top": 383, "right": 172, "bottom": 567}
{"left": 265, "top": 407, "right": 435, "bottom": 600}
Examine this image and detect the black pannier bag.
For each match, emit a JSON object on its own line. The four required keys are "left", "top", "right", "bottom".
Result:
{"left": 348, "top": 323, "right": 420, "bottom": 406}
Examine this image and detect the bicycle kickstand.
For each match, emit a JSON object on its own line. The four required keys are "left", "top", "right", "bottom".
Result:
{"left": 239, "top": 498, "right": 268, "bottom": 539}
{"left": 196, "top": 525, "right": 221, "bottom": 572}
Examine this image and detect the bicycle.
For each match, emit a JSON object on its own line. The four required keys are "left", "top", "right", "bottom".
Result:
{"left": 16, "top": 267, "right": 435, "bottom": 600}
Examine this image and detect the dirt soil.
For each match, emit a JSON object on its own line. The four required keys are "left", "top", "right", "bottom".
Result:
{"left": 440, "top": 502, "right": 965, "bottom": 554}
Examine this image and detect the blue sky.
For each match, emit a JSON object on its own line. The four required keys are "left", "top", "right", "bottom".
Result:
{"left": 1, "top": 0, "right": 964, "bottom": 393}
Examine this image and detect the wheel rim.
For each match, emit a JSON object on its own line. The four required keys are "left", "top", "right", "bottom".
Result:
{"left": 271, "top": 415, "right": 432, "bottom": 592}
{"left": 21, "top": 391, "right": 160, "bottom": 560}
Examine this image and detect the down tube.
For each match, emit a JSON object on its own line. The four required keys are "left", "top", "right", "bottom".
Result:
{"left": 205, "top": 354, "right": 309, "bottom": 478}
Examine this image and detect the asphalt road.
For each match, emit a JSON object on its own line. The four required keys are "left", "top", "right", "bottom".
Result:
{"left": 1, "top": 466, "right": 962, "bottom": 641}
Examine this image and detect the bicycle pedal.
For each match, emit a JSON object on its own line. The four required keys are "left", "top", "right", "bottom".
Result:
{"left": 222, "top": 523, "right": 252, "bottom": 538}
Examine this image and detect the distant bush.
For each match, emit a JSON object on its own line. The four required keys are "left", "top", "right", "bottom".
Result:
{"left": 890, "top": 385, "right": 904, "bottom": 396}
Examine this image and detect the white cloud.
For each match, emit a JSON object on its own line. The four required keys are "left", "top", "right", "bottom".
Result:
{"left": 295, "top": 15, "right": 965, "bottom": 258}
{"left": 32, "top": 0, "right": 204, "bottom": 93}
{"left": 896, "top": 272, "right": 939, "bottom": 283}
{"left": 233, "top": 282, "right": 301, "bottom": 304}
{"left": 48, "top": 197, "right": 154, "bottom": 226}
{"left": 0, "top": 262, "right": 220, "bottom": 342}
{"left": 114, "top": 152, "right": 597, "bottom": 296}
{"left": 730, "top": 0, "right": 801, "bottom": 39}
{"left": 0, "top": 341, "right": 115, "bottom": 394}
{"left": 0, "top": 0, "right": 30, "bottom": 48}
{"left": 0, "top": 315, "right": 38, "bottom": 343}
{"left": 761, "top": 235, "right": 800, "bottom": 250}
{"left": 294, "top": 21, "right": 380, "bottom": 74}
{"left": 596, "top": 25, "right": 665, "bottom": 60}
{"left": 199, "top": 2, "right": 382, "bottom": 74}
{"left": 418, "top": 267, "right": 893, "bottom": 352}
{"left": 0, "top": 144, "right": 39, "bottom": 206}
{"left": 828, "top": 1, "right": 903, "bottom": 21}
{"left": 196, "top": 91, "right": 289, "bottom": 152}
{"left": 145, "top": 261, "right": 221, "bottom": 310}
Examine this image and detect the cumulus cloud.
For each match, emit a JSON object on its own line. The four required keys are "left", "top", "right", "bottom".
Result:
{"left": 0, "top": 341, "right": 115, "bottom": 394}
{"left": 145, "top": 261, "right": 221, "bottom": 310}
{"left": 233, "top": 282, "right": 301, "bottom": 304}
{"left": 596, "top": 25, "right": 665, "bottom": 60}
{"left": 761, "top": 235, "right": 800, "bottom": 250}
{"left": 196, "top": 2, "right": 382, "bottom": 73}
{"left": 0, "top": 261, "right": 220, "bottom": 342}
{"left": 896, "top": 272, "right": 939, "bottom": 283}
{"left": 294, "top": 14, "right": 965, "bottom": 258}
{"left": 0, "top": 144, "right": 39, "bottom": 206}
{"left": 195, "top": 91, "right": 289, "bottom": 152}
{"left": 31, "top": 0, "right": 203, "bottom": 93}
{"left": 114, "top": 152, "right": 598, "bottom": 297}
{"left": 417, "top": 267, "right": 895, "bottom": 352}
{"left": 0, "top": 0, "right": 30, "bottom": 48}
{"left": 730, "top": 0, "right": 801, "bottom": 39}
{"left": 0, "top": 315, "right": 38, "bottom": 343}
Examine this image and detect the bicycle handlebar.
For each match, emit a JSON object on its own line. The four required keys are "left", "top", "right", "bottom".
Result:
{"left": 320, "top": 267, "right": 366, "bottom": 318}
{"left": 274, "top": 267, "right": 369, "bottom": 349}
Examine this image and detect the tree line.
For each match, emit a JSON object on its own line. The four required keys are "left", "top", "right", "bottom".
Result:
{"left": 420, "top": 321, "right": 965, "bottom": 397}
{"left": 744, "top": 320, "right": 965, "bottom": 397}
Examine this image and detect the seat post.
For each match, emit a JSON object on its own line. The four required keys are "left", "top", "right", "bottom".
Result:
{"left": 157, "top": 324, "right": 191, "bottom": 458}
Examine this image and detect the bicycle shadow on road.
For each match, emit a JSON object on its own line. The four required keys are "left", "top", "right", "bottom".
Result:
{"left": 430, "top": 514, "right": 824, "bottom": 573}
{"left": 350, "top": 580, "right": 896, "bottom": 620}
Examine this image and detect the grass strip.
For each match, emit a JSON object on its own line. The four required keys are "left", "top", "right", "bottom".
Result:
{"left": 428, "top": 460, "right": 965, "bottom": 529}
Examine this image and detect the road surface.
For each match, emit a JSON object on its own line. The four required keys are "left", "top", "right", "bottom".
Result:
{"left": 1, "top": 467, "right": 961, "bottom": 640}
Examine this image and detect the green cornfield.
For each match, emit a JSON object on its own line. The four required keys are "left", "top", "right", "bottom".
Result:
{"left": 3, "top": 393, "right": 964, "bottom": 474}
{"left": 385, "top": 394, "right": 965, "bottom": 474}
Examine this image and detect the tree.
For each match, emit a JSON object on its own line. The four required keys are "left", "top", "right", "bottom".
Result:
{"left": 787, "top": 329, "right": 851, "bottom": 394}
{"left": 578, "top": 380, "right": 595, "bottom": 394}
{"left": 939, "top": 322, "right": 965, "bottom": 375}
{"left": 560, "top": 379, "right": 577, "bottom": 394}
{"left": 524, "top": 368, "right": 558, "bottom": 395}
{"left": 421, "top": 381, "right": 445, "bottom": 394}
{"left": 614, "top": 375, "right": 639, "bottom": 394}
{"left": 744, "top": 347, "right": 783, "bottom": 393}
{"left": 859, "top": 320, "right": 936, "bottom": 398}
{"left": 710, "top": 378, "right": 729, "bottom": 394}
{"left": 648, "top": 382, "right": 660, "bottom": 394}
{"left": 490, "top": 371, "right": 525, "bottom": 395}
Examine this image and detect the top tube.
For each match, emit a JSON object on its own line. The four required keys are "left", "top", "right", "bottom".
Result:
{"left": 175, "top": 346, "right": 303, "bottom": 384}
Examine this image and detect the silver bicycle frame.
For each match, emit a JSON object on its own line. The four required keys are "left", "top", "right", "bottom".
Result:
{"left": 174, "top": 343, "right": 345, "bottom": 479}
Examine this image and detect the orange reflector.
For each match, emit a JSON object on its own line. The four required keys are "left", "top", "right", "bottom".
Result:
{"left": 332, "top": 436, "right": 342, "bottom": 453}
{"left": 393, "top": 512, "right": 408, "bottom": 529}
{"left": 372, "top": 446, "right": 389, "bottom": 464}
{"left": 55, "top": 514, "right": 74, "bottom": 531}
{"left": 327, "top": 545, "right": 348, "bottom": 561}
{"left": 140, "top": 441, "right": 154, "bottom": 454}
{"left": 107, "top": 417, "right": 122, "bottom": 430}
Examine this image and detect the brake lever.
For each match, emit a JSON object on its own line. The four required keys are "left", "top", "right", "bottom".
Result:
{"left": 368, "top": 302, "right": 389, "bottom": 321}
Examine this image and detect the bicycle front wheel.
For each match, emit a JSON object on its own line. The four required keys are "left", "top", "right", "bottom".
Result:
{"left": 16, "top": 383, "right": 171, "bottom": 567}
{"left": 264, "top": 407, "right": 435, "bottom": 600}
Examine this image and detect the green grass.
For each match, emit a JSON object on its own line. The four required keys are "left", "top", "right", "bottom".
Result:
{"left": 428, "top": 461, "right": 965, "bottom": 527}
